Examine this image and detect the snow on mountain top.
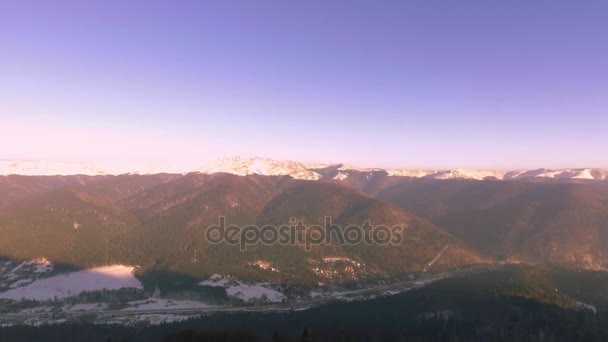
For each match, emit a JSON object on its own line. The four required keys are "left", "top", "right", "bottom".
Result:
{"left": 1, "top": 158, "right": 606, "bottom": 181}
{"left": 386, "top": 169, "right": 435, "bottom": 177}
{"left": 333, "top": 172, "right": 349, "bottom": 180}
{"left": 194, "top": 157, "right": 330, "bottom": 180}
{"left": 425, "top": 169, "right": 506, "bottom": 180}
{"left": 0, "top": 160, "right": 107, "bottom": 176}
{"left": 504, "top": 168, "right": 608, "bottom": 180}
{"left": 338, "top": 164, "right": 385, "bottom": 172}
{"left": 0, "top": 160, "right": 186, "bottom": 176}
{"left": 386, "top": 168, "right": 607, "bottom": 181}
{"left": 386, "top": 168, "right": 504, "bottom": 180}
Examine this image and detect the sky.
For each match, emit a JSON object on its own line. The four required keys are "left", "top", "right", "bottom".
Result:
{"left": 1, "top": 0, "right": 607, "bottom": 170}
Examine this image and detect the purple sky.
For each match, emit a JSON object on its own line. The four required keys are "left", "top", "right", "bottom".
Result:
{"left": 1, "top": 0, "right": 607, "bottom": 169}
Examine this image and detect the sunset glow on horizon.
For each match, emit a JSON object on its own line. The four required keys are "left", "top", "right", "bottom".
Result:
{"left": 2, "top": 1, "right": 607, "bottom": 169}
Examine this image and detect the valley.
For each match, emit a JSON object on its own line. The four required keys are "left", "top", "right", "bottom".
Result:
{"left": 0, "top": 258, "right": 487, "bottom": 327}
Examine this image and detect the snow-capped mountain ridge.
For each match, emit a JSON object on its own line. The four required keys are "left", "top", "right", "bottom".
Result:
{"left": 194, "top": 157, "right": 331, "bottom": 180}
{"left": 0, "top": 160, "right": 186, "bottom": 176}
{"left": 422, "top": 168, "right": 506, "bottom": 180}
{"left": 1, "top": 158, "right": 607, "bottom": 181}
{"left": 503, "top": 168, "right": 608, "bottom": 180}
{"left": 0, "top": 160, "right": 108, "bottom": 176}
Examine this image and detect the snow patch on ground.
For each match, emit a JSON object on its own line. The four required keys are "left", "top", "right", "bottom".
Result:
{"left": 199, "top": 273, "right": 231, "bottom": 287}
{"left": 19, "top": 306, "right": 54, "bottom": 314}
{"left": 225, "top": 284, "right": 285, "bottom": 302}
{"left": 199, "top": 274, "right": 285, "bottom": 303}
{"left": 63, "top": 303, "right": 108, "bottom": 312}
{"left": 0, "top": 258, "right": 54, "bottom": 289}
{"left": 7, "top": 258, "right": 53, "bottom": 277}
{"left": 577, "top": 301, "right": 597, "bottom": 314}
{"left": 119, "top": 314, "right": 197, "bottom": 326}
{"left": 9, "top": 279, "right": 32, "bottom": 289}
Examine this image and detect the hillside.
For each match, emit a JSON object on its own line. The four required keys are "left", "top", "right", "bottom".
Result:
{"left": 0, "top": 174, "right": 492, "bottom": 286}
{"left": 2, "top": 171, "right": 608, "bottom": 286}
{"left": 0, "top": 188, "right": 140, "bottom": 267}
{"left": 377, "top": 179, "right": 608, "bottom": 270}
{"left": 257, "top": 181, "right": 492, "bottom": 277}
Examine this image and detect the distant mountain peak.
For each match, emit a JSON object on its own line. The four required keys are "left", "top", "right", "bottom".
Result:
{"left": 425, "top": 169, "right": 506, "bottom": 180}
{"left": 193, "top": 157, "right": 332, "bottom": 180}
{"left": 0, "top": 160, "right": 184, "bottom": 176}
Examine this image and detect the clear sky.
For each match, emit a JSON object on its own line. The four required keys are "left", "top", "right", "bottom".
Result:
{"left": 1, "top": 0, "right": 607, "bottom": 169}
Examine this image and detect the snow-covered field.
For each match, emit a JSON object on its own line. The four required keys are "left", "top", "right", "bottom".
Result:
{"left": 0, "top": 265, "right": 141, "bottom": 301}
{"left": 200, "top": 274, "right": 286, "bottom": 303}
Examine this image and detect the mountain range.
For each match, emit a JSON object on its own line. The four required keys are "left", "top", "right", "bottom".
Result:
{"left": 0, "top": 173, "right": 491, "bottom": 284}
{"left": 1, "top": 157, "right": 608, "bottom": 285}
{"left": 2, "top": 157, "right": 607, "bottom": 181}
